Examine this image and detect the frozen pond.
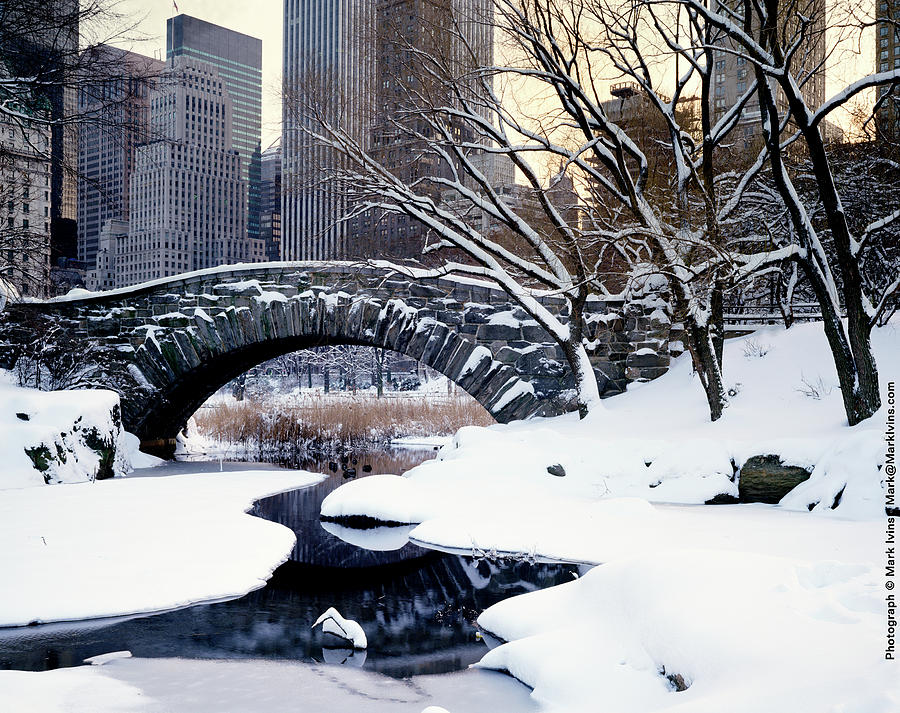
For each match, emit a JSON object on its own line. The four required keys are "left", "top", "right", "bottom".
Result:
{"left": 0, "top": 451, "right": 577, "bottom": 710}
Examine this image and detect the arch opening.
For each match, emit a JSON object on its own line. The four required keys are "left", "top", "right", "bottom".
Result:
{"left": 184, "top": 344, "right": 496, "bottom": 462}
{"left": 133, "top": 327, "right": 531, "bottom": 457}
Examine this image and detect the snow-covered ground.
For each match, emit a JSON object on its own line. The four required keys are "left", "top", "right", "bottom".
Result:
{"left": 475, "top": 549, "right": 896, "bottom": 713}
{"left": 324, "top": 320, "right": 898, "bottom": 522}
{"left": 321, "top": 319, "right": 899, "bottom": 712}
{"left": 0, "top": 655, "right": 537, "bottom": 713}
{"left": 0, "top": 467, "right": 323, "bottom": 627}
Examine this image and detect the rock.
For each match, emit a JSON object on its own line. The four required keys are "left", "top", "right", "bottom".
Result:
{"left": 362, "top": 464, "right": 372, "bottom": 473}
{"left": 705, "top": 493, "right": 740, "bottom": 505}
{"left": 547, "top": 463, "right": 566, "bottom": 477}
{"left": 738, "top": 455, "right": 812, "bottom": 504}
{"left": 475, "top": 323, "right": 521, "bottom": 341}
{"left": 15, "top": 412, "right": 29, "bottom": 421}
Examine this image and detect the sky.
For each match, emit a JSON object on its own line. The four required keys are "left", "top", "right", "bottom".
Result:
{"left": 116, "top": 0, "right": 285, "bottom": 147}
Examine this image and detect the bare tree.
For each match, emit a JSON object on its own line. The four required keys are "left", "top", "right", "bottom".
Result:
{"left": 667, "top": 0, "right": 900, "bottom": 425}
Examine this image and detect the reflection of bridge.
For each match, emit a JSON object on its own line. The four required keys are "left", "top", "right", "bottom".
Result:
{"left": 0, "top": 262, "right": 675, "bottom": 454}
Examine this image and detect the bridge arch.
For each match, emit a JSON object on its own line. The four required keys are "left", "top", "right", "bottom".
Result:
{"left": 133, "top": 289, "right": 538, "bottom": 450}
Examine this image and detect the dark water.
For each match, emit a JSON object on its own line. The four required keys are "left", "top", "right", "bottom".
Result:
{"left": 0, "top": 449, "right": 579, "bottom": 676}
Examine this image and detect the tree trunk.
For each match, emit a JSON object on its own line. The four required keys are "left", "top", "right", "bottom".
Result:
{"left": 560, "top": 289, "right": 601, "bottom": 419}
{"left": 375, "top": 348, "right": 384, "bottom": 398}
{"left": 711, "top": 282, "right": 725, "bottom": 368}
{"left": 800, "top": 261, "right": 880, "bottom": 426}
{"left": 685, "top": 316, "right": 726, "bottom": 421}
{"left": 799, "top": 120, "right": 881, "bottom": 424}
{"left": 233, "top": 373, "right": 246, "bottom": 401}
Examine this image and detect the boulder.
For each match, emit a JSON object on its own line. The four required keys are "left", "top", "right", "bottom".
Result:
{"left": 738, "top": 455, "right": 812, "bottom": 504}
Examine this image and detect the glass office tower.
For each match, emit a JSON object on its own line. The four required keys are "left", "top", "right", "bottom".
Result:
{"left": 167, "top": 14, "right": 263, "bottom": 243}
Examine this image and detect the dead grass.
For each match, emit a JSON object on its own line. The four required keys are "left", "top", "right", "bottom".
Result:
{"left": 192, "top": 391, "right": 495, "bottom": 454}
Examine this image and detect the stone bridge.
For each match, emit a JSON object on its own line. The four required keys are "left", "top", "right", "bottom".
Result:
{"left": 0, "top": 262, "right": 676, "bottom": 455}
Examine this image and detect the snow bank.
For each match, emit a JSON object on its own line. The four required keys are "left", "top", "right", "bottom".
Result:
{"left": 476, "top": 551, "right": 897, "bottom": 713}
{"left": 0, "top": 373, "right": 134, "bottom": 489}
{"left": 0, "top": 667, "right": 146, "bottom": 713}
{"left": 0, "top": 468, "right": 323, "bottom": 627}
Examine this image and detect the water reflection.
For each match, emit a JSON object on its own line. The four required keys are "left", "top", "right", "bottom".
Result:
{"left": 0, "top": 553, "right": 577, "bottom": 677}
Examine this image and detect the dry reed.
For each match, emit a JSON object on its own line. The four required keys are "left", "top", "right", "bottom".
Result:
{"left": 193, "top": 391, "right": 495, "bottom": 455}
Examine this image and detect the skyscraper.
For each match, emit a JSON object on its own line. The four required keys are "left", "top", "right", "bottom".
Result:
{"left": 0, "top": 106, "right": 52, "bottom": 298}
{"left": 281, "top": 0, "right": 493, "bottom": 261}
{"left": 365, "top": 0, "right": 493, "bottom": 261}
{"left": 711, "top": 0, "right": 826, "bottom": 148}
{"left": 260, "top": 144, "right": 282, "bottom": 262}
{"left": 77, "top": 46, "right": 164, "bottom": 271}
{"left": 876, "top": 0, "right": 900, "bottom": 144}
{"left": 282, "top": 0, "right": 374, "bottom": 261}
{"left": 118, "top": 56, "right": 260, "bottom": 287}
{"left": 167, "top": 15, "right": 263, "bottom": 245}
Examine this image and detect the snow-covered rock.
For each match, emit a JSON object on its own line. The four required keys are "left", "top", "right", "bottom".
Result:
{"left": 0, "top": 373, "right": 133, "bottom": 489}
{"left": 312, "top": 606, "right": 368, "bottom": 649}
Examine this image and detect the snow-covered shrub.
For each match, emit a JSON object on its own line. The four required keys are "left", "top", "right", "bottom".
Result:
{"left": 795, "top": 374, "right": 833, "bottom": 400}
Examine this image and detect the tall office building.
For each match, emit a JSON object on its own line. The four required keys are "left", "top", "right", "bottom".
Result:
{"left": 282, "top": 0, "right": 492, "bottom": 261}
{"left": 260, "top": 144, "right": 282, "bottom": 261}
{"left": 362, "top": 0, "right": 493, "bottom": 260}
{"left": 1, "top": 0, "right": 80, "bottom": 261}
{"left": 711, "top": 0, "right": 826, "bottom": 147}
{"left": 117, "top": 56, "right": 261, "bottom": 287}
{"left": 77, "top": 46, "right": 164, "bottom": 271}
{"left": 167, "top": 15, "right": 263, "bottom": 244}
{"left": 45, "top": 0, "right": 80, "bottom": 264}
{"left": 282, "top": 0, "right": 375, "bottom": 260}
{"left": 876, "top": 0, "right": 900, "bottom": 144}
{"left": 0, "top": 108, "right": 52, "bottom": 298}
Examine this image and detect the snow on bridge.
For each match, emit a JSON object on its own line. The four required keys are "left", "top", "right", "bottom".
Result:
{"left": 0, "top": 262, "right": 676, "bottom": 455}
